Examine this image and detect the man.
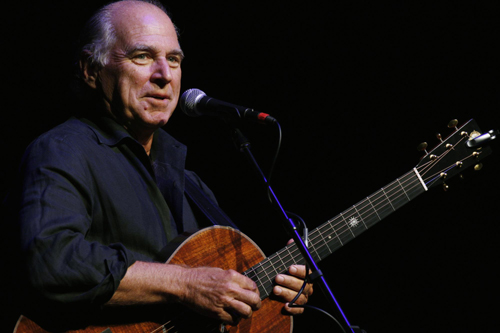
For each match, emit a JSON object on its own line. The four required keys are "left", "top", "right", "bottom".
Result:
{"left": 5, "top": 0, "right": 312, "bottom": 331}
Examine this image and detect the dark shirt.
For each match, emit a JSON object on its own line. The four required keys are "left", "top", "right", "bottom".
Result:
{"left": 5, "top": 116, "right": 216, "bottom": 329}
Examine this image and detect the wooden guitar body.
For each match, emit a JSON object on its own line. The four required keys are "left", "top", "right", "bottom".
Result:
{"left": 14, "top": 226, "right": 292, "bottom": 333}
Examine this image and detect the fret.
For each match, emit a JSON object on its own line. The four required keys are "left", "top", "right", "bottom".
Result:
{"left": 340, "top": 212, "right": 356, "bottom": 238}
{"left": 315, "top": 228, "right": 332, "bottom": 260}
{"left": 343, "top": 206, "right": 368, "bottom": 238}
{"left": 353, "top": 204, "right": 369, "bottom": 229}
{"left": 381, "top": 187, "right": 396, "bottom": 211}
{"left": 261, "top": 260, "right": 276, "bottom": 284}
{"left": 244, "top": 168, "right": 429, "bottom": 299}
{"left": 329, "top": 217, "right": 344, "bottom": 246}
{"left": 274, "top": 248, "right": 289, "bottom": 273}
{"left": 362, "top": 196, "right": 381, "bottom": 228}
{"left": 336, "top": 215, "right": 355, "bottom": 245}
{"left": 370, "top": 188, "right": 394, "bottom": 220}
{"left": 397, "top": 177, "right": 411, "bottom": 201}
{"left": 386, "top": 181, "right": 407, "bottom": 210}
{"left": 314, "top": 224, "right": 343, "bottom": 257}
{"left": 309, "top": 242, "right": 321, "bottom": 261}
{"left": 246, "top": 265, "right": 267, "bottom": 297}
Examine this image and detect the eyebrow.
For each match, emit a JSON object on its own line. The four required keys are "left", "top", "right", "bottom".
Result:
{"left": 125, "top": 44, "right": 185, "bottom": 60}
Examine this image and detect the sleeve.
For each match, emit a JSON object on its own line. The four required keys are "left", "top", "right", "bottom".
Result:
{"left": 11, "top": 135, "right": 135, "bottom": 329}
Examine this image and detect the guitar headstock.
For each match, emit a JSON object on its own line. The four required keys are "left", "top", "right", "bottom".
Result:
{"left": 415, "top": 119, "right": 495, "bottom": 190}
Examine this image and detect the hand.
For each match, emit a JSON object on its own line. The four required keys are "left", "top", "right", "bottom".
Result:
{"left": 108, "top": 262, "right": 260, "bottom": 325}
{"left": 181, "top": 266, "right": 262, "bottom": 324}
{"left": 273, "top": 264, "right": 313, "bottom": 315}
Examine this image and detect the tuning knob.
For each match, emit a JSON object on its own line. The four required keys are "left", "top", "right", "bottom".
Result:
{"left": 448, "top": 119, "right": 459, "bottom": 130}
{"left": 417, "top": 142, "right": 428, "bottom": 154}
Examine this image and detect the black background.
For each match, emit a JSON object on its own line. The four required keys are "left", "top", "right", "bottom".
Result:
{"left": 2, "top": 2, "right": 499, "bottom": 332}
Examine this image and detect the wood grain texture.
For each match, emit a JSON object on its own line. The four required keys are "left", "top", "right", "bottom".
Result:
{"left": 15, "top": 226, "right": 292, "bottom": 333}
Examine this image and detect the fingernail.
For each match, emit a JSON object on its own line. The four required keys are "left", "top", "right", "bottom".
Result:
{"left": 274, "top": 286, "right": 282, "bottom": 295}
{"left": 290, "top": 266, "right": 297, "bottom": 274}
{"left": 276, "top": 275, "right": 284, "bottom": 283}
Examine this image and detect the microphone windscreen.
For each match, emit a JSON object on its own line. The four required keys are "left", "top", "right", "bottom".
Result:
{"left": 180, "top": 88, "right": 206, "bottom": 117}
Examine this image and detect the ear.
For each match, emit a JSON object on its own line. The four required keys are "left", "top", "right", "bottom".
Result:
{"left": 79, "top": 51, "right": 99, "bottom": 89}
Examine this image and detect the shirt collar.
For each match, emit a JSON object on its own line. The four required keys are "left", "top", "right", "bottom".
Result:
{"left": 79, "top": 115, "right": 187, "bottom": 161}
{"left": 82, "top": 116, "right": 134, "bottom": 146}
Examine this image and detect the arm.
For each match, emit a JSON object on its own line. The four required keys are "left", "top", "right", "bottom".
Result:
{"left": 107, "top": 261, "right": 261, "bottom": 324}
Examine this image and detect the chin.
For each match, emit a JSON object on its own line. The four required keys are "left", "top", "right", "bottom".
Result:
{"left": 144, "top": 111, "right": 172, "bottom": 128}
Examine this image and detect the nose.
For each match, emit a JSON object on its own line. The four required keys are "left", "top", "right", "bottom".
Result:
{"left": 151, "top": 58, "right": 172, "bottom": 88}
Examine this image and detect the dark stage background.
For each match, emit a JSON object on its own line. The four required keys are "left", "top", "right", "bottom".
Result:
{"left": 2, "top": 2, "right": 499, "bottom": 332}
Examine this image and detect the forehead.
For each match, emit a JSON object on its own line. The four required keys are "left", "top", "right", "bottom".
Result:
{"left": 111, "top": 2, "right": 179, "bottom": 49}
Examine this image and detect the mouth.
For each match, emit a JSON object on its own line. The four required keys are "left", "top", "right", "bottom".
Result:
{"left": 143, "top": 94, "right": 172, "bottom": 107}
{"left": 147, "top": 94, "right": 169, "bottom": 100}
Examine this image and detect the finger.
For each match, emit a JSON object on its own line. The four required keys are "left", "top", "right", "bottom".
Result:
{"left": 225, "top": 269, "right": 259, "bottom": 291}
{"left": 276, "top": 273, "right": 306, "bottom": 292}
{"left": 284, "top": 302, "right": 305, "bottom": 315}
{"left": 273, "top": 284, "right": 309, "bottom": 304}
{"left": 234, "top": 287, "right": 262, "bottom": 311}
{"left": 226, "top": 298, "right": 255, "bottom": 320}
{"left": 288, "top": 265, "right": 308, "bottom": 279}
{"left": 288, "top": 265, "right": 314, "bottom": 296}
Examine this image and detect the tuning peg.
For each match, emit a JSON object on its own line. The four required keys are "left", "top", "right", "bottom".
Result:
{"left": 436, "top": 133, "right": 443, "bottom": 142}
{"left": 417, "top": 142, "right": 428, "bottom": 154}
{"left": 474, "top": 163, "right": 483, "bottom": 171}
{"left": 443, "top": 183, "right": 449, "bottom": 191}
{"left": 448, "top": 119, "right": 459, "bottom": 131}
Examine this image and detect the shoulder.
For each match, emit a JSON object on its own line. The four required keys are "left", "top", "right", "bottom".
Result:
{"left": 20, "top": 118, "right": 101, "bottom": 173}
{"left": 27, "top": 118, "right": 98, "bottom": 152}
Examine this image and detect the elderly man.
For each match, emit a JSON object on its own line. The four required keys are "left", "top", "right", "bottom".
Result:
{"left": 6, "top": 0, "right": 312, "bottom": 331}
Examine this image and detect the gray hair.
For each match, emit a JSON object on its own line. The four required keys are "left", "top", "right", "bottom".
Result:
{"left": 77, "top": 0, "right": 177, "bottom": 73}
{"left": 73, "top": 0, "right": 178, "bottom": 100}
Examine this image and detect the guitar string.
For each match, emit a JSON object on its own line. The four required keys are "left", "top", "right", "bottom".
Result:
{"left": 418, "top": 135, "right": 466, "bottom": 179}
{"left": 263, "top": 171, "right": 426, "bottom": 286}
{"left": 310, "top": 145, "right": 480, "bottom": 263}
{"left": 301, "top": 153, "right": 461, "bottom": 260}
{"left": 208, "top": 134, "right": 477, "bottom": 325}
{"left": 174, "top": 136, "right": 476, "bottom": 330}
{"left": 284, "top": 141, "right": 477, "bottom": 273}
{"left": 171, "top": 141, "right": 470, "bottom": 333}
{"left": 79, "top": 134, "right": 473, "bottom": 332}
{"left": 246, "top": 144, "right": 477, "bottom": 292}
{"left": 186, "top": 136, "right": 477, "bottom": 332}
{"left": 246, "top": 170, "right": 422, "bottom": 292}
{"left": 245, "top": 170, "right": 423, "bottom": 293}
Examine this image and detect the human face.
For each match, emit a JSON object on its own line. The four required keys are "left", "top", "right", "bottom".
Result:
{"left": 96, "top": 2, "right": 183, "bottom": 139}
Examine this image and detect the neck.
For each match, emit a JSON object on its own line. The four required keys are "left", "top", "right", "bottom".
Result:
{"left": 129, "top": 128, "right": 154, "bottom": 156}
{"left": 98, "top": 104, "right": 156, "bottom": 155}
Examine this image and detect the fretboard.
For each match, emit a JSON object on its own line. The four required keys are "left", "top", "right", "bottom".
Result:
{"left": 243, "top": 168, "right": 427, "bottom": 299}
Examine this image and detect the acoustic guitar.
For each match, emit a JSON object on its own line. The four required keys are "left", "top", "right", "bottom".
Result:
{"left": 14, "top": 119, "right": 494, "bottom": 332}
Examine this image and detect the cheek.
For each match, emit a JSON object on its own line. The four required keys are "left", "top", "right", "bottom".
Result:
{"left": 172, "top": 70, "right": 182, "bottom": 94}
{"left": 98, "top": 70, "right": 117, "bottom": 101}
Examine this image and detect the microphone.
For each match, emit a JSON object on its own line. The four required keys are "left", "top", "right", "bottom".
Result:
{"left": 179, "top": 88, "right": 277, "bottom": 125}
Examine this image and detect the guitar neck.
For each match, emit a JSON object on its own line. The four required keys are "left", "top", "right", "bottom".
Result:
{"left": 244, "top": 168, "right": 427, "bottom": 299}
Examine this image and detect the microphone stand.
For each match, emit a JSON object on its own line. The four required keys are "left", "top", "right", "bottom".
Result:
{"left": 231, "top": 126, "right": 357, "bottom": 333}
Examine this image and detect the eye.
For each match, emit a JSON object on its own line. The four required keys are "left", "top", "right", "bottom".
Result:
{"left": 132, "top": 53, "right": 152, "bottom": 64}
{"left": 167, "top": 55, "right": 182, "bottom": 67}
